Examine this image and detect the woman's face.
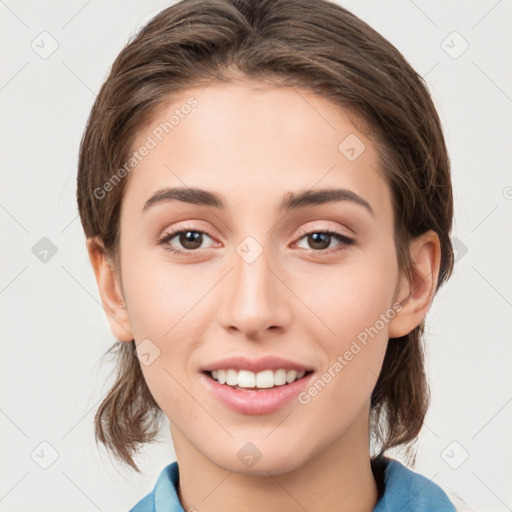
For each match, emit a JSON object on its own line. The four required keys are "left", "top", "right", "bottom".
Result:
{"left": 115, "top": 79, "right": 404, "bottom": 474}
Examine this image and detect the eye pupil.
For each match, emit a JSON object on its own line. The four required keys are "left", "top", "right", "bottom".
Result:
{"left": 180, "top": 231, "right": 202, "bottom": 249}
{"left": 308, "top": 233, "right": 330, "bottom": 250}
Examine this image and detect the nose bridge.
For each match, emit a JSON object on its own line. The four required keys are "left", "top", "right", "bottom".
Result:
{"left": 218, "top": 233, "right": 290, "bottom": 337}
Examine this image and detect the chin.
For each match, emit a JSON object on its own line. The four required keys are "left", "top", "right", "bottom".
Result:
{"left": 213, "top": 450, "right": 306, "bottom": 477}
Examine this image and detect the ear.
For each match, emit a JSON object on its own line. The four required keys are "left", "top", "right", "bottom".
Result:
{"left": 388, "top": 230, "right": 441, "bottom": 338}
{"left": 86, "top": 237, "right": 134, "bottom": 342}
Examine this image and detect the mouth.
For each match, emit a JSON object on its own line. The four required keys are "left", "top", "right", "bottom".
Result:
{"left": 202, "top": 369, "right": 315, "bottom": 391}
{"left": 200, "top": 367, "right": 315, "bottom": 415}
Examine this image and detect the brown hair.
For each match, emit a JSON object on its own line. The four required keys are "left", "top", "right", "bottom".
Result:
{"left": 77, "top": 0, "right": 454, "bottom": 472}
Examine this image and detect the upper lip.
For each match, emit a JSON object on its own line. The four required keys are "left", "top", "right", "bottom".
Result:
{"left": 201, "top": 356, "right": 314, "bottom": 373}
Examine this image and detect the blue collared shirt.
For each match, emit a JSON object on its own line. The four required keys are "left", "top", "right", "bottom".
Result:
{"left": 129, "top": 457, "right": 456, "bottom": 512}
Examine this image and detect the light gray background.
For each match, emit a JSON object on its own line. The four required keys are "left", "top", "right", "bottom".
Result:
{"left": 1, "top": 1, "right": 511, "bottom": 511}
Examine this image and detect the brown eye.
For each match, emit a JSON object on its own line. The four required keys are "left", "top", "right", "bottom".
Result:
{"left": 295, "top": 229, "right": 355, "bottom": 254}
{"left": 307, "top": 232, "right": 332, "bottom": 250}
{"left": 175, "top": 230, "right": 203, "bottom": 250}
{"left": 159, "top": 227, "right": 215, "bottom": 256}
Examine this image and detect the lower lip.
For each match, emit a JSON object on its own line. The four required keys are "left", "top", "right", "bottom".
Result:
{"left": 200, "top": 372, "right": 314, "bottom": 415}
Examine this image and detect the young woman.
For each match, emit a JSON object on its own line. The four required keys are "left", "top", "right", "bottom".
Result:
{"left": 77, "top": 0, "right": 462, "bottom": 510}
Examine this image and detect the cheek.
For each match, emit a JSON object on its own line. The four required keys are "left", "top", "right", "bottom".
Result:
{"left": 121, "top": 261, "right": 203, "bottom": 409}
{"left": 122, "top": 250, "right": 205, "bottom": 340}
{"left": 138, "top": 357, "right": 206, "bottom": 439}
{"left": 123, "top": 255, "right": 209, "bottom": 379}
{"left": 294, "top": 246, "right": 397, "bottom": 405}
{"left": 298, "top": 274, "right": 394, "bottom": 422}
{"left": 297, "top": 246, "right": 398, "bottom": 343}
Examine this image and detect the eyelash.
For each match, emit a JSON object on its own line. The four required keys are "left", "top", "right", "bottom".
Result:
{"left": 158, "top": 226, "right": 355, "bottom": 257}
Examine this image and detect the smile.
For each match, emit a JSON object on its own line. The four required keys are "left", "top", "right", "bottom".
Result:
{"left": 207, "top": 368, "right": 310, "bottom": 390}
{"left": 200, "top": 369, "right": 315, "bottom": 415}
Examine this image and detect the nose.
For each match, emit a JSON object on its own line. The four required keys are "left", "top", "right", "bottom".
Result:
{"left": 217, "top": 243, "right": 292, "bottom": 340}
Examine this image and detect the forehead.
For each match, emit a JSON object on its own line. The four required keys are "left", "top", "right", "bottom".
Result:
{"left": 121, "top": 80, "right": 392, "bottom": 223}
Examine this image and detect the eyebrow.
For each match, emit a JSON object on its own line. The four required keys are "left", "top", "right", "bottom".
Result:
{"left": 142, "top": 187, "right": 375, "bottom": 217}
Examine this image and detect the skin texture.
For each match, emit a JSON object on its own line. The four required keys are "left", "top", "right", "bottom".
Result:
{"left": 87, "top": 79, "right": 440, "bottom": 512}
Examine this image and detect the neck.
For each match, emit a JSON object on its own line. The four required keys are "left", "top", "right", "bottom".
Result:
{"left": 171, "top": 409, "right": 379, "bottom": 512}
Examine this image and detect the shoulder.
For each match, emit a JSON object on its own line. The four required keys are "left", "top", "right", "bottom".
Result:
{"left": 373, "top": 457, "right": 457, "bottom": 512}
{"left": 128, "top": 462, "right": 183, "bottom": 512}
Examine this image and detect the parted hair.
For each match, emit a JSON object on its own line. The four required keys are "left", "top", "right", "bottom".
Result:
{"left": 77, "top": 0, "right": 454, "bottom": 472}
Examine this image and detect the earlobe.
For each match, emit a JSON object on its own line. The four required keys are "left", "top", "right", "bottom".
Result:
{"left": 86, "top": 237, "right": 134, "bottom": 342}
{"left": 388, "top": 230, "right": 441, "bottom": 339}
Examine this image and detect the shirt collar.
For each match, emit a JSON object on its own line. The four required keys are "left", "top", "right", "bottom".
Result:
{"left": 373, "top": 457, "right": 456, "bottom": 512}
{"left": 154, "top": 462, "right": 184, "bottom": 512}
{"left": 132, "top": 457, "right": 455, "bottom": 512}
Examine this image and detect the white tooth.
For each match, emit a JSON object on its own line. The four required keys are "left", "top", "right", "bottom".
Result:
{"left": 213, "top": 368, "right": 306, "bottom": 388}
{"left": 237, "top": 370, "right": 256, "bottom": 388}
{"left": 226, "top": 369, "right": 238, "bottom": 386}
{"left": 256, "top": 369, "right": 275, "bottom": 388}
{"left": 286, "top": 370, "right": 297, "bottom": 383}
{"left": 274, "top": 369, "right": 287, "bottom": 386}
